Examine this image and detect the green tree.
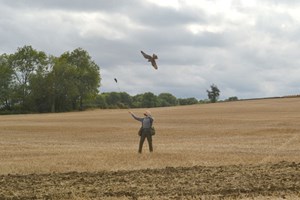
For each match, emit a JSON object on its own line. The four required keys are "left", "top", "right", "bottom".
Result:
{"left": 0, "top": 46, "right": 102, "bottom": 114}
{"left": 227, "top": 96, "right": 238, "bottom": 101}
{"left": 8, "top": 45, "right": 47, "bottom": 110}
{"left": 158, "top": 93, "right": 178, "bottom": 106}
{"left": 95, "top": 94, "right": 108, "bottom": 109}
{"left": 105, "top": 92, "right": 121, "bottom": 108}
{"left": 0, "top": 54, "right": 14, "bottom": 110}
{"left": 207, "top": 84, "right": 220, "bottom": 103}
{"left": 119, "top": 92, "right": 132, "bottom": 108}
{"left": 132, "top": 94, "right": 143, "bottom": 108}
{"left": 61, "top": 48, "right": 101, "bottom": 110}
{"left": 178, "top": 97, "right": 198, "bottom": 105}
{"left": 141, "top": 92, "right": 158, "bottom": 108}
{"left": 28, "top": 68, "right": 50, "bottom": 112}
{"left": 27, "top": 58, "right": 56, "bottom": 113}
{"left": 50, "top": 57, "right": 79, "bottom": 112}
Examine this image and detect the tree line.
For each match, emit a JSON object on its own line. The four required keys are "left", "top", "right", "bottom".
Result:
{"left": 91, "top": 92, "right": 199, "bottom": 109}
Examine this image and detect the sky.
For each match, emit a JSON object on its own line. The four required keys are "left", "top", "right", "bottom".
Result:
{"left": 1, "top": 0, "right": 300, "bottom": 100}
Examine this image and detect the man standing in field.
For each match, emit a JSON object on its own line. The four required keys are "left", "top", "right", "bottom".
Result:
{"left": 129, "top": 110, "right": 154, "bottom": 153}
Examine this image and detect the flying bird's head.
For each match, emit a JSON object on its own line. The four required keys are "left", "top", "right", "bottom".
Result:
{"left": 153, "top": 54, "right": 158, "bottom": 59}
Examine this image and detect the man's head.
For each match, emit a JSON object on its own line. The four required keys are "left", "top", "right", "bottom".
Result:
{"left": 144, "top": 110, "right": 151, "bottom": 117}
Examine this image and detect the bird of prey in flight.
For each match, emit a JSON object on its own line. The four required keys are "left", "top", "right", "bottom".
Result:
{"left": 141, "top": 51, "right": 158, "bottom": 70}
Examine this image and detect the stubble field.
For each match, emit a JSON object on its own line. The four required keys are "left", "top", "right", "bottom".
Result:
{"left": 0, "top": 98, "right": 300, "bottom": 199}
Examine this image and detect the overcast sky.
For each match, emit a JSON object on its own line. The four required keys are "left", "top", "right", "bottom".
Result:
{"left": 1, "top": 0, "right": 300, "bottom": 100}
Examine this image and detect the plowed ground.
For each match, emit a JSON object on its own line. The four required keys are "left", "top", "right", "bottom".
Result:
{"left": 1, "top": 161, "right": 300, "bottom": 199}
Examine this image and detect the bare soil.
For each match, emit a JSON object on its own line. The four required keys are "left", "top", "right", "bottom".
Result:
{"left": 1, "top": 161, "right": 300, "bottom": 199}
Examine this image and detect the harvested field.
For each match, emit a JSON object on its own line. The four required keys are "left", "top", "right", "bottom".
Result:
{"left": 0, "top": 97, "right": 300, "bottom": 199}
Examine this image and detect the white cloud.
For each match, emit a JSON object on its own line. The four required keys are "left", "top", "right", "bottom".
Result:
{"left": 73, "top": 12, "right": 149, "bottom": 40}
{"left": 187, "top": 24, "right": 224, "bottom": 34}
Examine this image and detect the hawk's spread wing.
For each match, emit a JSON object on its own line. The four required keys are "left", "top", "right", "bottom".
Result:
{"left": 141, "top": 51, "right": 152, "bottom": 60}
{"left": 151, "top": 60, "right": 158, "bottom": 69}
